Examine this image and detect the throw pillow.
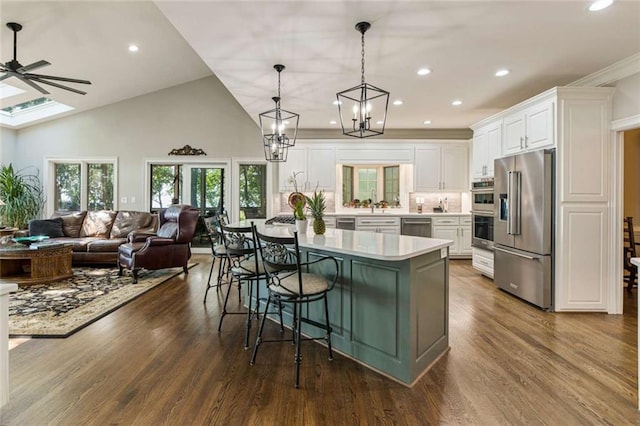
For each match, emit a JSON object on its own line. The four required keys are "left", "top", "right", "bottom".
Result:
{"left": 28, "top": 218, "right": 64, "bottom": 238}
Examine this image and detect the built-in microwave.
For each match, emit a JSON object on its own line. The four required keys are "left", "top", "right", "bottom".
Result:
{"left": 471, "top": 179, "right": 494, "bottom": 213}
{"left": 471, "top": 211, "right": 494, "bottom": 251}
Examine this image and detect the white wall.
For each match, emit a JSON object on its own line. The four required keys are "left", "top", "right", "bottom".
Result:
{"left": 612, "top": 72, "right": 640, "bottom": 121}
{"left": 12, "top": 75, "right": 260, "bottom": 211}
{"left": 0, "top": 127, "right": 16, "bottom": 166}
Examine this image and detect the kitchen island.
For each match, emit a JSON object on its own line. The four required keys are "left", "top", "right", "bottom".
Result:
{"left": 242, "top": 222, "right": 453, "bottom": 386}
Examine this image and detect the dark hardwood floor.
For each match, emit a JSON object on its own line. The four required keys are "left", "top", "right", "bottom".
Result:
{"left": 1, "top": 256, "right": 638, "bottom": 425}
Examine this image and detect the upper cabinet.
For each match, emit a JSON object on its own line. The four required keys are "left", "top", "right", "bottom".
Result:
{"left": 503, "top": 100, "right": 555, "bottom": 156}
{"left": 415, "top": 143, "right": 468, "bottom": 191}
{"left": 472, "top": 120, "right": 502, "bottom": 179}
{"left": 278, "top": 146, "right": 335, "bottom": 192}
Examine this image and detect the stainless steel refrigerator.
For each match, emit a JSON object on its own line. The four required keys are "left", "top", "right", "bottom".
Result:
{"left": 494, "top": 149, "right": 554, "bottom": 309}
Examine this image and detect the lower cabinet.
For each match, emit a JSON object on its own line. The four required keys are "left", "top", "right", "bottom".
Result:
{"left": 472, "top": 247, "right": 494, "bottom": 278}
{"left": 431, "top": 216, "right": 471, "bottom": 258}
{"left": 356, "top": 217, "right": 400, "bottom": 235}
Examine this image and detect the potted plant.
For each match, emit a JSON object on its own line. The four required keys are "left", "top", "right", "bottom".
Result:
{"left": 293, "top": 199, "right": 307, "bottom": 234}
{"left": 0, "top": 164, "right": 45, "bottom": 229}
{"left": 306, "top": 190, "right": 326, "bottom": 235}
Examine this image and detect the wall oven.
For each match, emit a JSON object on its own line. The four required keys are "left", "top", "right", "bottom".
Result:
{"left": 471, "top": 179, "right": 494, "bottom": 250}
{"left": 471, "top": 179, "right": 495, "bottom": 212}
{"left": 472, "top": 211, "right": 494, "bottom": 251}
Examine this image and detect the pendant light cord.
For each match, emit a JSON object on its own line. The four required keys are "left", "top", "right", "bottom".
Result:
{"left": 361, "top": 31, "right": 366, "bottom": 85}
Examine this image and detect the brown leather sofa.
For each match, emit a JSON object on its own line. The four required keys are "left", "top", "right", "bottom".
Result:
{"left": 117, "top": 205, "right": 199, "bottom": 283}
{"left": 28, "top": 210, "right": 158, "bottom": 265}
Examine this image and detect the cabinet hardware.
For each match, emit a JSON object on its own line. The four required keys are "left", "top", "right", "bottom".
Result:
{"left": 525, "top": 136, "right": 529, "bottom": 148}
{"left": 520, "top": 137, "right": 524, "bottom": 149}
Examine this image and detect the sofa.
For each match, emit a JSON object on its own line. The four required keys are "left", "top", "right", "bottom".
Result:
{"left": 28, "top": 210, "right": 158, "bottom": 265}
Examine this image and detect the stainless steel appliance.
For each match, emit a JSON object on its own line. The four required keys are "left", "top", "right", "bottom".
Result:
{"left": 471, "top": 179, "right": 494, "bottom": 213}
{"left": 401, "top": 217, "right": 432, "bottom": 237}
{"left": 494, "top": 149, "right": 554, "bottom": 309}
{"left": 471, "top": 211, "right": 494, "bottom": 251}
{"left": 336, "top": 217, "right": 356, "bottom": 230}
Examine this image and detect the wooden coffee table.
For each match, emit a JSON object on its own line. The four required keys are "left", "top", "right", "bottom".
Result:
{"left": 0, "top": 243, "right": 73, "bottom": 285}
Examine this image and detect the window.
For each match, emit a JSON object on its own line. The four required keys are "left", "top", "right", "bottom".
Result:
{"left": 239, "top": 164, "right": 267, "bottom": 219}
{"left": 51, "top": 160, "right": 116, "bottom": 212}
{"left": 190, "top": 167, "right": 225, "bottom": 216}
{"left": 150, "top": 164, "right": 182, "bottom": 210}
{"left": 342, "top": 165, "right": 354, "bottom": 205}
{"left": 357, "top": 168, "right": 377, "bottom": 200}
{"left": 383, "top": 166, "right": 400, "bottom": 204}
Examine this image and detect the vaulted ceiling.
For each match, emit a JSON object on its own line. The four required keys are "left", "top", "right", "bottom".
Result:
{"left": 1, "top": 1, "right": 639, "bottom": 129}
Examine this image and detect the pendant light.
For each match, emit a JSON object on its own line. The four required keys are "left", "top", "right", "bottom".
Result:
{"left": 259, "top": 64, "right": 299, "bottom": 162}
{"left": 336, "top": 21, "right": 389, "bottom": 138}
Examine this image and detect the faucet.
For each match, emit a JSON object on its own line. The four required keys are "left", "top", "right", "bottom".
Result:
{"left": 370, "top": 188, "right": 376, "bottom": 213}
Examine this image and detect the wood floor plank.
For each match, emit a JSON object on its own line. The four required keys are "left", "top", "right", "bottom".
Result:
{"left": 1, "top": 257, "right": 638, "bottom": 425}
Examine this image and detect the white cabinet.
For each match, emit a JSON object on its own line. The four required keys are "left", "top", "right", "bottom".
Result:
{"left": 503, "top": 100, "right": 555, "bottom": 156}
{"left": 472, "top": 247, "right": 494, "bottom": 278}
{"left": 279, "top": 146, "right": 335, "bottom": 192}
{"left": 415, "top": 144, "right": 468, "bottom": 191}
{"left": 472, "top": 120, "right": 502, "bottom": 179}
{"left": 356, "top": 216, "right": 400, "bottom": 234}
{"left": 432, "top": 215, "right": 471, "bottom": 258}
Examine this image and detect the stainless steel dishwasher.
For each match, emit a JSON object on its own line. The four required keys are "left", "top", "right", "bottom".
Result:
{"left": 336, "top": 217, "right": 356, "bottom": 230}
{"left": 401, "top": 217, "right": 432, "bottom": 237}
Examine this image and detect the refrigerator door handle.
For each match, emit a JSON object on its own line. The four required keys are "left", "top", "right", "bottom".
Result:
{"left": 509, "top": 171, "right": 521, "bottom": 235}
{"left": 495, "top": 246, "right": 537, "bottom": 260}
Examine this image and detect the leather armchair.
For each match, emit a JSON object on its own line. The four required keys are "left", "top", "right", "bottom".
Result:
{"left": 118, "top": 205, "right": 200, "bottom": 283}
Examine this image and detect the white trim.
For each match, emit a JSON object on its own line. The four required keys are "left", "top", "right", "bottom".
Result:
{"left": 44, "top": 157, "right": 119, "bottom": 217}
{"left": 612, "top": 114, "right": 640, "bottom": 131}
{"left": 569, "top": 53, "right": 640, "bottom": 88}
{"left": 610, "top": 113, "right": 640, "bottom": 314}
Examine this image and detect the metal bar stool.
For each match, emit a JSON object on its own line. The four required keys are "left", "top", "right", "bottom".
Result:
{"left": 203, "top": 214, "right": 231, "bottom": 303}
{"left": 250, "top": 225, "right": 338, "bottom": 388}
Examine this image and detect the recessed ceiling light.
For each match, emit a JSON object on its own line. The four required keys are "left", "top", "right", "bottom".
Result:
{"left": 417, "top": 68, "right": 432, "bottom": 76}
{"left": 376, "top": 120, "right": 384, "bottom": 125}
{"left": 333, "top": 100, "right": 341, "bottom": 105}
{"left": 393, "top": 100, "right": 403, "bottom": 106}
{"left": 495, "top": 69, "right": 510, "bottom": 77}
{"left": 589, "top": 0, "right": 614, "bottom": 11}
{"left": 128, "top": 44, "right": 139, "bottom": 52}
{"left": 423, "top": 120, "right": 432, "bottom": 125}
{"left": 452, "top": 100, "right": 462, "bottom": 106}
{"left": 329, "top": 120, "right": 337, "bottom": 124}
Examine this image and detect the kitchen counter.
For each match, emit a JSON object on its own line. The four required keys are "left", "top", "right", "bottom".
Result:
{"left": 278, "top": 211, "right": 471, "bottom": 217}
{"left": 233, "top": 220, "right": 452, "bottom": 386}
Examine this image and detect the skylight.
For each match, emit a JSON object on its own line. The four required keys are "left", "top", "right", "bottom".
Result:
{"left": 0, "top": 96, "right": 74, "bottom": 127}
{"left": 0, "top": 83, "right": 25, "bottom": 100}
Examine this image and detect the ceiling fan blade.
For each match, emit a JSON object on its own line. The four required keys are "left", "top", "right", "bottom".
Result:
{"left": 0, "top": 74, "right": 12, "bottom": 82}
{"left": 23, "top": 73, "right": 91, "bottom": 85}
{"left": 17, "top": 76, "right": 50, "bottom": 95}
{"left": 30, "top": 77, "right": 86, "bottom": 95}
{"left": 16, "top": 60, "right": 50, "bottom": 73}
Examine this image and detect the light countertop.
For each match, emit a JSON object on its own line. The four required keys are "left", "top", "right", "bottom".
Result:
{"left": 278, "top": 211, "right": 471, "bottom": 217}
{"left": 231, "top": 220, "right": 453, "bottom": 261}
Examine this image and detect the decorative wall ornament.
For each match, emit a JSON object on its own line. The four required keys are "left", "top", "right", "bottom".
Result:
{"left": 168, "top": 145, "right": 207, "bottom": 156}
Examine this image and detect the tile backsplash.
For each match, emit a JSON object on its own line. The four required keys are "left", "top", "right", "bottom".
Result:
{"left": 409, "top": 193, "right": 462, "bottom": 213}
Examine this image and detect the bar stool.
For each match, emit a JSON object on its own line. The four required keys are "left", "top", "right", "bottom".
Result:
{"left": 203, "top": 214, "right": 231, "bottom": 303}
{"left": 218, "top": 222, "right": 270, "bottom": 349}
{"left": 250, "top": 226, "right": 338, "bottom": 388}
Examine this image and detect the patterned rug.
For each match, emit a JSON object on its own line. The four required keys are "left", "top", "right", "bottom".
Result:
{"left": 9, "top": 265, "right": 195, "bottom": 338}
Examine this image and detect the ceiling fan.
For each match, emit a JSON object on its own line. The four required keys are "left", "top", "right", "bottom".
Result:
{"left": 0, "top": 22, "right": 91, "bottom": 95}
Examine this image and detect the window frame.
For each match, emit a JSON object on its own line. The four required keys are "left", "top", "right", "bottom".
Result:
{"left": 45, "top": 157, "right": 118, "bottom": 216}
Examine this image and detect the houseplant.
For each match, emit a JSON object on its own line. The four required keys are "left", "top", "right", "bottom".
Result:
{"left": 306, "top": 190, "right": 326, "bottom": 235}
{"left": 0, "top": 164, "right": 45, "bottom": 229}
{"left": 293, "top": 199, "right": 307, "bottom": 234}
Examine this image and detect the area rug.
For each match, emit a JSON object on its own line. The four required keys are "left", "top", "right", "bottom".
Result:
{"left": 8, "top": 264, "right": 196, "bottom": 338}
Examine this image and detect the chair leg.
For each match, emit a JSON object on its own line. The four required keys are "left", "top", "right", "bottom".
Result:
{"left": 251, "top": 293, "right": 271, "bottom": 365}
{"left": 118, "top": 264, "right": 123, "bottom": 276}
{"left": 218, "top": 276, "right": 235, "bottom": 332}
{"left": 324, "top": 294, "right": 333, "bottom": 361}
{"left": 291, "top": 299, "right": 298, "bottom": 346}
{"left": 216, "top": 257, "right": 226, "bottom": 291}
{"left": 183, "top": 265, "right": 189, "bottom": 275}
{"left": 244, "top": 279, "right": 254, "bottom": 349}
{"left": 207, "top": 257, "right": 215, "bottom": 286}
{"left": 132, "top": 269, "right": 138, "bottom": 284}
{"left": 628, "top": 269, "right": 637, "bottom": 292}
{"left": 294, "top": 302, "right": 302, "bottom": 389}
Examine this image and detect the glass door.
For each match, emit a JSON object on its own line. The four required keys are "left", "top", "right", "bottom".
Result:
{"left": 184, "top": 164, "right": 228, "bottom": 250}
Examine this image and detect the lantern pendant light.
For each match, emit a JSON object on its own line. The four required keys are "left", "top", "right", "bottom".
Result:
{"left": 259, "top": 64, "right": 299, "bottom": 162}
{"left": 336, "top": 21, "right": 389, "bottom": 138}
